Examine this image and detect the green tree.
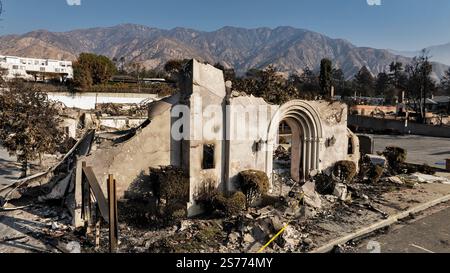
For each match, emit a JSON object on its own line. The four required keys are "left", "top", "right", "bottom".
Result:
{"left": 245, "top": 68, "right": 264, "bottom": 79}
{"left": 0, "top": 80, "right": 65, "bottom": 177}
{"left": 388, "top": 61, "right": 407, "bottom": 99}
{"left": 73, "top": 64, "right": 93, "bottom": 89}
{"left": 214, "top": 63, "right": 236, "bottom": 82}
{"left": 389, "top": 62, "right": 406, "bottom": 88}
{"left": 355, "top": 66, "right": 375, "bottom": 97}
{"left": 341, "top": 80, "right": 358, "bottom": 98}
{"left": 164, "top": 59, "right": 190, "bottom": 81}
{"left": 233, "top": 76, "right": 260, "bottom": 96}
{"left": 73, "top": 53, "right": 117, "bottom": 88}
{"left": 259, "top": 65, "right": 296, "bottom": 104}
{"left": 119, "top": 57, "right": 126, "bottom": 73}
{"left": 234, "top": 66, "right": 298, "bottom": 104}
{"left": 292, "top": 67, "right": 320, "bottom": 99}
{"left": 375, "top": 72, "right": 391, "bottom": 97}
{"left": 319, "top": 58, "right": 333, "bottom": 98}
{"left": 332, "top": 68, "right": 345, "bottom": 94}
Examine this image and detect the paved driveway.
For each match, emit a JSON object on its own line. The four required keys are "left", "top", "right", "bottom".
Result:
{"left": 371, "top": 135, "right": 450, "bottom": 169}
{"left": 355, "top": 202, "right": 450, "bottom": 253}
{"left": 0, "top": 146, "right": 21, "bottom": 186}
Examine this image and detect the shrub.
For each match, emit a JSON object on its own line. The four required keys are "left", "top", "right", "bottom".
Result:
{"left": 368, "top": 165, "right": 384, "bottom": 183}
{"left": 418, "top": 164, "right": 436, "bottom": 175}
{"left": 164, "top": 202, "right": 188, "bottom": 222}
{"left": 150, "top": 166, "right": 189, "bottom": 221}
{"left": 260, "top": 195, "right": 282, "bottom": 208}
{"left": 211, "top": 192, "right": 227, "bottom": 212}
{"left": 333, "top": 161, "right": 357, "bottom": 183}
{"left": 314, "top": 173, "right": 336, "bottom": 195}
{"left": 383, "top": 146, "right": 407, "bottom": 167}
{"left": 151, "top": 166, "right": 189, "bottom": 203}
{"left": 195, "top": 178, "right": 218, "bottom": 213}
{"left": 238, "top": 170, "right": 270, "bottom": 207}
{"left": 194, "top": 178, "right": 246, "bottom": 216}
{"left": 212, "top": 192, "right": 246, "bottom": 217}
{"left": 358, "top": 155, "right": 372, "bottom": 180}
{"left": 225, "top": 192, "right": 246, "bottom": 216}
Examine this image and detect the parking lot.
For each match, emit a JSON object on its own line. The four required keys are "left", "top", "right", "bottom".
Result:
{"left": 372, "top": 134, "right": 450, "bottom": 169}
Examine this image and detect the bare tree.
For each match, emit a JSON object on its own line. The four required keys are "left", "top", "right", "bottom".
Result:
{"left": 405, "top": 50, "right": 436, "bottom": 123}
{"left": 441, "top": 68, "right": 450, "bottom": 95}
{"left": 0, "top": 80, "right": 65, "bottom": 177}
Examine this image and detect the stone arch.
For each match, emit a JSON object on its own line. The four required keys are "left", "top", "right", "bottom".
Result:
{"left": 265, "top": 100, "right": 324, "bottom": 186}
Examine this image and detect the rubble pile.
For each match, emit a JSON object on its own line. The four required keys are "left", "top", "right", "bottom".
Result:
{"left": 2, "top": 140, "right": 450, "bottom": 253}
{"left": 95, "top": 103, "right": 148, "bottom": 117}
{"left": 273, "top": 146, "right": 291, "bottom": 162}
{"left": 3, "top": 162, "right": 449, "bottom": 253}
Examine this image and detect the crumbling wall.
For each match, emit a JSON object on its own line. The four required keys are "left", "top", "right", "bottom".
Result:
{"left": 85, "top": 96, "right": 179, "bottom": 199}
{"left": 81, "top": 60, "right": 359, "bottom": 217}
{"left": 347, "top": 129, "right": 361, "bottom": 171}
{"left": 61, "top": 117, "right": 78, "bottom": 139}
{"left": 226, "top": 98, "right": 356, "bottom": 189}
{"left": 98, "top": 116, "right": 148, "bottom": 130}
{"left": 179, "top": 60, "right": 227, "bottom": 216}
{"left": 307, "top": 101, "right": 351, "bottom": 173}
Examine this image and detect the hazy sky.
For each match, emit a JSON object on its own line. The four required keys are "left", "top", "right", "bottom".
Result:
{"left": 0, "top": 0, "right": 449, "bottom": 51}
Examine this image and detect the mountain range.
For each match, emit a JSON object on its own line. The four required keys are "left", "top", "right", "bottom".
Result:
{"left": 0, "top": 24, "right": 448, "bottom": 80}
{"left": 390, "top": 42, "right": 450, "bottom": 67}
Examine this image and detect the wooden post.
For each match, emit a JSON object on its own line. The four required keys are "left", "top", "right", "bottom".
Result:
{"left": 107, "top": 174, "right": 118, "bottom": 253}
{"left": 73, "top": 158, "right": 84, "bottom": 228}
{"left": 95, "top": 218, "right": 101, "bottom": 251}
{"left": 82, "top": 162, "right": 92, "bottom": 234}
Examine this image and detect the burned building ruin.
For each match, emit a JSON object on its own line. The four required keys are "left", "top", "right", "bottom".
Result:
{"left": 83, "top": 59, "right": 360, "bottom": 216}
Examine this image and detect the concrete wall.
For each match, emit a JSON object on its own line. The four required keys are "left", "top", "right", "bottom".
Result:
{"left": 227, "top": 99, "right": 358, "bottom": 188}
{"left": 85, "top": 99, "right": 176, "bottom": 198}
{"left": 99, "top": 116, "right": 148, "bottom": 130}
{"left": 227, "top": 96, "right": 277, "bottom": 190}
{"left": 47, "top": 92, "right": 158, "bottom": 110}
{"left": 349, "top": 115, "right": 450, "bottom": 138}
{"left": 180, "top": 61, "right": 227, "bottom": 216}
{"left": 61, "top": 117, "right": 78, "bottom": 139}
{"left": 312, "top": 101, "right": 358, "bottom": 172}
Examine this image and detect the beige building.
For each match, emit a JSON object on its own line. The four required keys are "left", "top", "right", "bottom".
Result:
{"left": 86, "top": 59, "right": 359, "bottom": 216}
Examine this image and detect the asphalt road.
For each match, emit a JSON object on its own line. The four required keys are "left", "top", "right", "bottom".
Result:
{"left": 371, "top": 134, "right": 450, "bottom": 169}
{"left": 0, "top": 146, "right": 20, "bottom": 186}
{"left": 355, "top": 203, "right": 450, "bottom": 253}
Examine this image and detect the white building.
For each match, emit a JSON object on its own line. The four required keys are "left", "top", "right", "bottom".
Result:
{"left": 0, "top": 55, "right": 73, "bottom": 82}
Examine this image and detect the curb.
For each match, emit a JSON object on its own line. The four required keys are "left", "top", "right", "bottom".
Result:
{"left": 309, "top": 193, "right": 450, "bottom": 253}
